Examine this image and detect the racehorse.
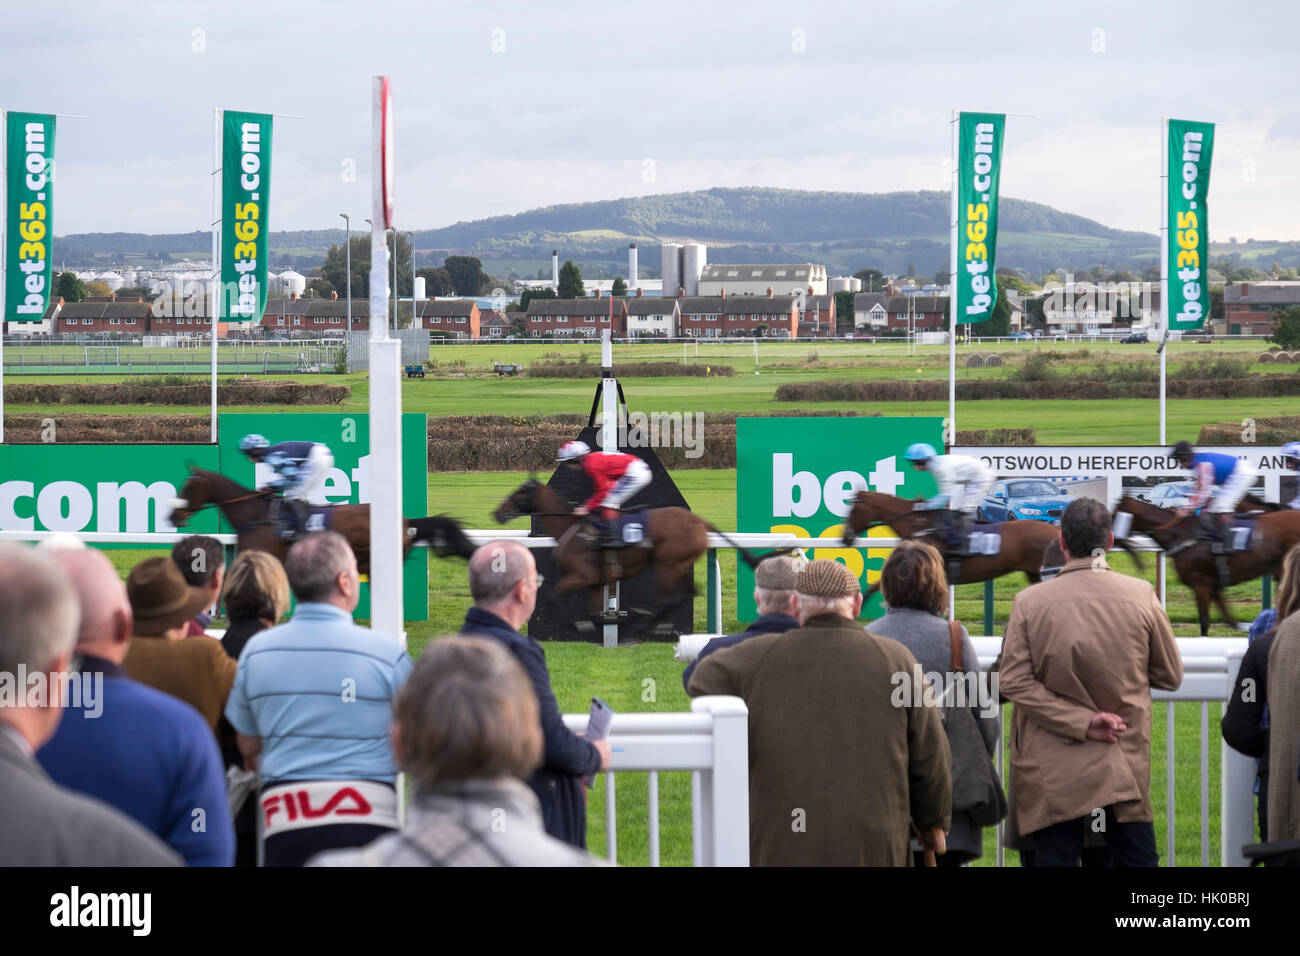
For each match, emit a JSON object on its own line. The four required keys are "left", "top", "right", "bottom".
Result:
{"left": 842, "top": 490, "right": 1069, "bottom": 598}
{"left": 1112, "top": 495, "right": 1300, "bottom": 635}
{"left": 168, "top": 468, "right": 477, "bottom": 574}
{"left": 493, "top": 478, "right": 789, "bottom": 633}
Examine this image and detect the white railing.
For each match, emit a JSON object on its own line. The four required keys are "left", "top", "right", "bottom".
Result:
{"left": 675, "top": 634, "right": 1254, "bottom": 867}
{"left": 562, "top": 695, "right": 749, "bottom": 866}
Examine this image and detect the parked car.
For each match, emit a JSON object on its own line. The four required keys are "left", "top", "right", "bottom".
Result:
{"left": 1008, "top": 331, "right": 1032, "bottom": 341}
{"left": 977, "top": 479, "right": 1074, "bottom": 524}
{"left": 1121, "top": 331, "right": 1149, "bottom": 343}
{"left": 1133, "top": 480, "right": 1220, "bottom": 510}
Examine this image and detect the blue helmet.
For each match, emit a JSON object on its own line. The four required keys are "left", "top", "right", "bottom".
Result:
{"left": 239, "top": 434, "right": 269, "bottom": 454}
{"left": 1284, "top": 441, "right": 1300, "bottom": 460}
{"left": 905, "top": 442, "right": 937, "bottom": 462}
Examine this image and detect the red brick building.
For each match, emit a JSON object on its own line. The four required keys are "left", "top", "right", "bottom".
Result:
{"left": 679, "top": 291, "right": 798, "bottom": 337}
{"left": 796, "top": 292, "right": 836, "bottom": 338}
{"left": 525, "top": 294, "right": 627, "bottom": 337}
{"left": 1222, "top": 281, "right": 1300, "bottom": 335}
{"left": 55, "top": 298, "right": 150, "bottom": 334}
{"left": 420, "top": 299, "right": 480, "bottom": 339}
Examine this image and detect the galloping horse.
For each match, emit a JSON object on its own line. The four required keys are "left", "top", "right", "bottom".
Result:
{"left": 168, "top": 468, "right": 477, "bottom": 574}
{"left": 842, "top": 490, "right": 1067, "bottom": 598}
{"left": 493, "top": 479, "right": 788, "bottom": 632}
{"left": 1113, "top": 495, "right": 1300, "bottom": 635}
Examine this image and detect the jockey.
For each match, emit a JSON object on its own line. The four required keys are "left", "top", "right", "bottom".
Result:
{"left": 1171, "top": 440, "right": 1258, "bottom": 549}
{"left": 1285, "top": 442, "right": 1300, "bottom": 510}
{"left": 239, "top": 434, "right": 334, "bottom": 534}
{"left": 904, "top": 443, "right": 995, "bottom": 551}
{"left": 556, "top": 440, "right": 652, "bottom": 547}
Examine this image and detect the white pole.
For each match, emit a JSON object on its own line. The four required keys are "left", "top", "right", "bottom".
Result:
{"left": 210, "top": 107, "right": 221, "bottom": 443}
{"left": 368, "top": 77, "right": 404, "bottom": 645}
{"left": 408, "top": 230, "right": 416, "bottom": 333}
{"left": 340, "top": 213, "right": 351, "bottom": 333}
{"left": 0, "top": 108, "right": 6, "bottom": 443}
{"left": 1159, "top": 116, "right": 1169, "bottom": 446}
{"left": 948, "top": 110, "right": 959, "bottom": 443}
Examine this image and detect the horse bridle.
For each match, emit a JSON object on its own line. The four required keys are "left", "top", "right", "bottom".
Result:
{"left": 177, "top": 481, "right": 271, "bottom": 516}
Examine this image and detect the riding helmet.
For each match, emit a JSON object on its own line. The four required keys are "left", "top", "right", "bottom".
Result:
{"left": 1171, "top": 440, "right": 1193, "bottom": 460}
{"left": 905, "top": 442, "right": 937, "bottom": 462}
{"left": 557, "top": 440, "right": 591, "bottom": 462}
{"left": 240, "top": 434, "right": 269, "bottom": 454}
{"left": 1282, "top": 441, "right": 1300, "bottom": 461}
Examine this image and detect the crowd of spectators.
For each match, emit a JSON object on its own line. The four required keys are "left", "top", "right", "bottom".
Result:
{"left": 5, "top": 497, "right": 1300, "bottom": 867}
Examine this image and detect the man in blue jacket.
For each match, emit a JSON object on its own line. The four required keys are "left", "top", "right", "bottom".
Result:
{"left": 37, "top": 548, "right": 233, "bottom": 866}
{"left": 682, "top": 554, "right": 801, "bottom": 691}
{"left": 459, "top": 540, "right": 611, "bottom": 849}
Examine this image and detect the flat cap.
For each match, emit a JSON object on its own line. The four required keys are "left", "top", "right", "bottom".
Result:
{"left": 754, "top": 554, "right": 802, "bottom": 591}
{"left": 795, "top": 559, "right": 861, "bottom": 598}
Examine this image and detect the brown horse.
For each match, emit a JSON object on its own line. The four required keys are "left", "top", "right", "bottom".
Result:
{"left": 842, "top": 490, "right": 1066, "bottom": 598}
{"left": 1113, "top": 495, "right": 1300, "bottom": 635}
{"left": 168, "top": 468, "right": 476, "bottom": 574}
{"left": 493, "top": 479, "right": 787, "bottom": 632}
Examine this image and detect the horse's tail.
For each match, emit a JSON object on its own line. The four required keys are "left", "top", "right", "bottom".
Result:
{"left": 704, "top": 524, "right": 796, "bottom": 569}
{"left": 408, "top": 515, "right": 477, "bottom": 559}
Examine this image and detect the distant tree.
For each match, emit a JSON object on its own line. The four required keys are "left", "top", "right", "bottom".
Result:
{"left": 1142, "top": 265, "right": 1161, "bottom": 283}
{"left": 611, "top": 276, "right": 628, "bottom": 297}
{"left": 970, "top": 286, "right": 1011, "bottom": 337}
{"left": 114, "top": 286, "right": 151, "bottom": 300}
{"left": 55, "top": 271, "right": 86, "bottom": 302}
{"left": 321, "top": 236, "right": 371, "bottom": 298}
{"left": 754, "top": 324, "right": 769, "bottom": 337}
{"left": 444, "top": 255, "right": 489, "bottom": 296}
{"left": 520, "top": 288, "right": 555, "bottom": 312}
{"left": 1024, "top": 296, "right": 1047, "bottom": 329}
{"left": 1209, "top": 286, "right": 1224, "bottom": 320}
{"left": 417, "top": 267, "right": 453, "bottom": 296}
{"left": 834, "top": 290, "right": 856, "bottom": 328}
{"left": 84, "top": 280, "right": 112, "bottom": 297}
{"left": 509, "top": 314, "right": 527, "bottom": 336}
{"left": 305, "top": 278, "right": 335, "bottom": 299}
{"left": 934, "top": 269, "right": 950, "bottom": 284}
{"left": 997, "top": 275, "right": 1034, "bottom": 297}
{"left": 906, "top": 263, "right": 917, "bottom": 277}
{"left": 853, "top": 267, "right": 885, "bottom": 292}
{"left": 1269, "top": 306, "right": 1300, "bottom": 349}
{"left": 557, "top": 260, "right": 584, "bottom": 298}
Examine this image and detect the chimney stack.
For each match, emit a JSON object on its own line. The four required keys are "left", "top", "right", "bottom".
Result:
{"left": 290, "top": 291, "right": 298, "bottom": 301}
{"left": 678, "top": 286, "right": 685, "bottom": 298}
{"left": 767, "top": 287, "right": 774, "bottom": 298}
{"left": 330, "top": 291, "right": 338, "bottom": 300}
{"left": 636, "top": 287, "right": 643, "bottom": 297}
{"left": 628, "top": 242, "right": 638, "bottom": 294}
{"left": 720, "top": 287, "right": 726, "bottom": 299}
{"left": 552, "top": 250, "right": 559, "bottom": 293}
{"left": 594, "top": 288, "right": 602, "bottom": 298}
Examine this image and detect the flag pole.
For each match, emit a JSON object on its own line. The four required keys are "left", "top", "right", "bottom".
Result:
{"left": 1158, "top": 116, "right": 1168, "bottom": 445}
{"left": 210, "top": 107, "right": 220, "bottom": 443}
{"left": 948, "top": 110, "right": 958, "bottom": 445}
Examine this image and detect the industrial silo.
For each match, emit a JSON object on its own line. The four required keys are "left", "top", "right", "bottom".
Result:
{"left": 681, "top": 242, "right": 706, "bottom": 296}
{"left": 661, "top": 242, "right": 682, "bottom": 297}
{"left": 828, "top": 276, "right": 853, "bottom": 294}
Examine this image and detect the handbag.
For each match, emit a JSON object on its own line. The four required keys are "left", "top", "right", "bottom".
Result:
{"left": 944, "top": 620, "right": 1008, "bottom": 827}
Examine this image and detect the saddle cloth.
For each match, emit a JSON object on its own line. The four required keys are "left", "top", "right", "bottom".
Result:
{"left": 610, "top": 508, "right": 651, "bottom": 546}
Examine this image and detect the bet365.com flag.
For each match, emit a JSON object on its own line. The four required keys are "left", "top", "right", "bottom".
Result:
{"left": 220, "top": 111, "right": 273, "bottom": 322}
{"left": 954, "top": 112, "right": 1005, "bottom": 325}
{"left": 4, "top": 112, "right": 56, "bottom": 323}
{"left": 1166, "top": 119, "right": 1214, "bottom": 332}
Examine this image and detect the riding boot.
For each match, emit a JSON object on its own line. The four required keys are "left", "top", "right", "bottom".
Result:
{"left": 288, "top": 499, "right": 311, "bottom": 538}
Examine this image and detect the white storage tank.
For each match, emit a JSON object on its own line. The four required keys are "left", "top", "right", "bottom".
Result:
{"left": 413, "top": 276, "right": 426, "bottom": 301}
{"left": 828, "top": 276, "right": 853, "bottom": 294}
{"left": 278, "top": 270, "right": 307, "bottom": 296}
{"left": 681, "top": 242, "right": 706, "bottom": 296}
{"left": 661, "top": 242, "right": 682, "bottom": 298}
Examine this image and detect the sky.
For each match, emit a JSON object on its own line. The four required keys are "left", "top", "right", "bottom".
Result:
{"left": 5, "top": 0, "right": 1300, "bottom": 241}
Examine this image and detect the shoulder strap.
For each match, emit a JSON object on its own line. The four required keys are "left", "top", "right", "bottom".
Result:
{"left": 948, "top": 619, "right": 965, "bottom": 673}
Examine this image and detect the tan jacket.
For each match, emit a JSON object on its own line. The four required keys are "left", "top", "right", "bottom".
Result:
{"left": 1000, "top": 557, "right": 1182, "bottom": 836}
{"left": 687, "top": 613, "right": 951, "bottom": 867}
{"left": 124, "top": 635, "right": 237, "bottom": 735}
{"left": 1267, "top": 612, "right": 1300, "bottom": 841}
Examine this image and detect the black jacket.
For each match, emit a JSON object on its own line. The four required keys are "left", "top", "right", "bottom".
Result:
{"left": 681, "top": 613, "right": 799, "bottom": 691}
{"left": 459, "top": 607, "right": 602, "bottom": 849}
{"left": 1221, "top": 627, "right": 1276, "bottom": 781}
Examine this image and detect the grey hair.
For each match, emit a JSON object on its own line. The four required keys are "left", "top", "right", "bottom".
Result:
{"left": 0, "top": 544, "right": 80, "bottom": 678}
{"left": 755, "top": 586, "right": 794, "bottom": 615}
{"left": 794, "top": 592, "right": 856, "bottom": 622}
{"left": 284, "top": 531, "right": 355, "bottom": 602}
{"left": 468, "top": 540, "right": 533, "bottom": 604}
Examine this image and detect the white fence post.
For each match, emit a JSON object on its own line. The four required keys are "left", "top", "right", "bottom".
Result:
{"left": 694, "top": 695, "right": 749, "bottom": 866}
{"left": 1221, "top": 648, "right": 1256, "bottom": 866}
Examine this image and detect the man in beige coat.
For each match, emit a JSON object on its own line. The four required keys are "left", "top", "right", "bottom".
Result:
{"left": 1000, "top": 497, "right": 1183, "bottom": 866}
{"left": 688, "top": 559, "right": 951, "bottom": 866}
{"left": 1267, "top": 611, "right": 1300, "bottom": 842}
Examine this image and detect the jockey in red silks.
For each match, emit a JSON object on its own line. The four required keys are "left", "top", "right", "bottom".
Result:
{"left": 557, "top": 441, "right": 652, "bottom": 547}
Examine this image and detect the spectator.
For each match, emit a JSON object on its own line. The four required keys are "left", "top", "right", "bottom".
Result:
{"left": 0, "top": 544, "right": 179, "bottom": 866}
{"left": 688, "top": 558, "right": 951, "bottom": 866}
{"left": 1267, "top": 597, "right": 1300, "bottom": 841}
{"left": 866, "top": 541, "right": 997, "bottom": 866}
{"left": 681, "top": 554, "right": 801, "bottom": 691}
{"left": 1223, "top": 544, "right": 1300, "bottom": 841}
{"left": 172, "top": 535, "right": 225, "bottom": 637}
{"left": 310, "top": 637, "right": 605, "bottom": 866}
{"left": 219, "top": 550, "right": 291, "bottom": 661}
{"left": 123, "top": 556, "right": 237, "bottom": 735}
{"left": 36, "top": 548, "right": 233, "bottom": 866}
{"left": 224, "top": 531, "right": 411, "bottom": 866}
{"left": 458, "top": 540, "right": 611, "bottom": 849}
{"left": 1000, "top": 497, "right": 1183, "bottom": 866}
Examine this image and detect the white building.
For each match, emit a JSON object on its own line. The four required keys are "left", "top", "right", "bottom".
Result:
{"left": 624, "top": 295, "right": 679, "bottom": 337}
{"left": 698, "top": 263, "right": 827, "bottom": 297}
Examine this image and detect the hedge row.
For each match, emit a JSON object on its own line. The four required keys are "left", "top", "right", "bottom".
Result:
{"left": 3, "top": 415, "right": 212, "bottom": 444}
{"left": 774, "top": 376, "right": 1300, "bottom": 402}
{"left": 956, "top": 428, "right": 1035, "bottom": 446}
{"left": 1198, "top": 416, "right": 1300, "bottom": 444}
{"left": 7, "top": 381, "right": 349, "bottom": 406}
{"left": 526, "top": 361, "right": 736, "bottom": 378}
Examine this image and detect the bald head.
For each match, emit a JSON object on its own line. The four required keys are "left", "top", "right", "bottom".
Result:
{"left": 49, "top": 548, "right": 133, "bottom": 663}
{"left": 468, "top": 540, "right": 538, "bottom": 631}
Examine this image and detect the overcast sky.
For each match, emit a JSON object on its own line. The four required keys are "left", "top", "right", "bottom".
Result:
{"left": 7, "top": 0, "right": 1300, "bottom": 241}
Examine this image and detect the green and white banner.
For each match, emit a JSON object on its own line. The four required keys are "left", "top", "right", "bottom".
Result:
{"left": 736, "top": 417, "right": 945, "bottom": 621}
{"left": 954, "top": 112, "right": 1005, "bottom": 325}
{"left": 220, "top": 110, "right": 272, "bottom": 322}
{"left": 4, "top": 112, "right": 56, "bottom": 323}
{"left": 1166, "top": 118, "right": 1214, "bottom": 332}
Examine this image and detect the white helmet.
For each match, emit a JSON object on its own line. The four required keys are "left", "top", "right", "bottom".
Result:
{"left": 1283, "top": 441, "right": 1300, "bottom": 460}
{"left": 557, "top": 440, "right": 591, "bottom": 462}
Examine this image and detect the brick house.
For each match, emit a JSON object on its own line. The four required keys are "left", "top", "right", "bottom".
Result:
{"left": 624, "top": 293, "right": 679, "bottom": 337}
{"left": 478, "top": 310, "right": 510, "bottom": 338}
{"left": 854, "top": 294, "right": 949, "bottom": 332}
{"left": 525, "top": 294, "right": 627, "bottom": 337}
{"left": 1222, "top": 281, "right": 1300, "bottom": 335}
{"left": 853, "top": 292, "right": 889, "bottom": 330}
{"left": 55, "top": 298, "right": 151, "bottom": 334}
{"left": 796, "top": 291, "right": 836, "bottom": 338}
{"left": 260, "top": 296, "right": 311, "bottom": 333}
{"left": 420, "top": 299, "right": 480, "bottom": 339}
{"left": 678, "top": 291, "right": 798, "bottom": 337}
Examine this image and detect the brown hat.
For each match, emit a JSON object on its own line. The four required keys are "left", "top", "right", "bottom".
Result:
{"left": 796, "top": 559, "right": 862, "bottom": 598}
{"left": 754, "top": 554, "right": 801, "bottom": 591}
{"left": 127, "top": 557, "right": 211, "bottom": 636}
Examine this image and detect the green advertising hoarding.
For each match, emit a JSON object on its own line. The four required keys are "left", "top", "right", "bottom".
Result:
{"left": 955, "top": 112, "right": 1005, "bottom": 325}
{"left": 1166, "top": 118, "right": 1215, "bottom": 332}
{"left": 736, "top": 417, "right": 946, "bottom": 621}
{"left": 220, "top": 110, "right": 272, "bottom": 322}
{"left": 218, "top": 414, "right": 428, "bottom": 621}
{"left": 4, "top": 112, "right": 57, "bottom": 323}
